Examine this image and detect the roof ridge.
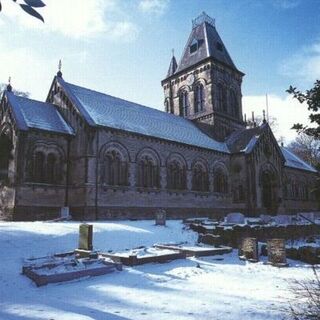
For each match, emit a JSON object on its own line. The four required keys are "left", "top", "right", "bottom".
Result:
{"left": 63, "top": 80, "right": 186, "bottom": 119}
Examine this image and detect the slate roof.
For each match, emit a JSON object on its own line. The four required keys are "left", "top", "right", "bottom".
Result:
{"left": 57, "top": 77, "right": 229, "bottom": 153}
{"left": 5, "top": 92, "right": 74, "bottom": 135}
{"left": 226, "top": 125, "right": 265, "bottom": 153}
{"left": 176, "top": 13, "right": 239, "bottom": 74}
{"left": 227, "top": 123, "right": 317, "bottom": 173}
{"left": 281, "top": 147, "right": 318, "bottom": 173}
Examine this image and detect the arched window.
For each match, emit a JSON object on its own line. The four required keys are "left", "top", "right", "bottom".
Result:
{"left": 230, "top": 90, "right": 238, "bottom": 118}
{"left": 214, "top": 168, "right": 228, "bottom": 193}
{"left": 47, "top": 153, "right": 56, "bottom": 184}
{"left": 33, "top": 152, "right": 45, "bottom": 183}
{"left": 192, "top": 163, "right": 209, "bottom": 192}
{"left": 138, "top": 155, "right": 160, "bottom": 189}
{"left": 217, "top": 84, "right": 227, "bottom": 112}
{"left": 103, "top": 150, "right": 128, "bottom": 186}
{"left": 179, "top": 91, "right": 189, "bottom": 117}
{"left": 167, "top": 160, "right": 186, "bottom": 190}
{"left": 194, "top": 84, "right": 205, "bottom": 113}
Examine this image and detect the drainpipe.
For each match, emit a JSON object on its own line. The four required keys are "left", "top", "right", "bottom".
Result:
{"left": 64, "top": 137, "right": 70, "bottom": 207}
{"left": 94, "top": 130, "right": 99, "bottom": 220}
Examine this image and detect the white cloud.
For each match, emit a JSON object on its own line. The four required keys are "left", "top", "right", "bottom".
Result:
{"left": 270, "top": 0, "right": 301, "bottom": 9}
{"left": 1, "top": 0, "right": 139, "bottom": 40}
{"left": 280, "top": 41, "right": 320, "bottom": 84}
{"left": 138, "top": 0, "right": 169, "bottom": 15}
{"left": 242, "top": 94, "right": 310, "bottom": 144}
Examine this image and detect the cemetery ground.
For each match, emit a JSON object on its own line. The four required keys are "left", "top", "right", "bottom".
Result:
{"left": 0, "top": 220, "right": 318, "bottom": 320}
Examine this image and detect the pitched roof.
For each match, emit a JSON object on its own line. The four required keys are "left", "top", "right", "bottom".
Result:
{"left": 227, "top": 123, "right": 317, "bottom": 173}
{"left": 176, "top": 12, "right": 239, "bottom": 74}
{"left": 5, "top": 92, "right": 74, "bottom": 135}
{"left": 226, "top": 125, "right": 265, "bottom": 153}
{"left": 281, "top": 147, "right": 318, "bottom": 173}
{"left": 58, "top": 77, "right": 229, "bottom": 153}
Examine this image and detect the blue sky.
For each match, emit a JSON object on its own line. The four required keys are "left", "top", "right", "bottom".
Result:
{"left": 1, "top": 0, "right": 320, "bottom": 142}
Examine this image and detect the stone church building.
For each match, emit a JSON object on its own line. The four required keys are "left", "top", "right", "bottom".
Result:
{"left": 0, "top": 13, "right": 318, "bottom": 220}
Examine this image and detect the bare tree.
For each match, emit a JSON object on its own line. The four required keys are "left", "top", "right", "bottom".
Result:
{"left": 246, "top": 114, "right": 278, "bottom": 132}
{"left": 287, "top": 134, "right": 320, "bottom": 169}
{"left": 287, "top": 266, "right": 320, "bottom": 320}
{"left": 0, "top": 83, "right": 29, "bottom": 98}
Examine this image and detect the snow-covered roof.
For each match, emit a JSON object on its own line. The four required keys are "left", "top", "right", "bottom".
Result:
{"left": 58, "top": 78, "right": 229, "bottom": 153}
{"left": 6, "top": 92, "right": 74, "bottom": 135}
{"left": 281, "top": 147, "right": 318, "bottom": 173}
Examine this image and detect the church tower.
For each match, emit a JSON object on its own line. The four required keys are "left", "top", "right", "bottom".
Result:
{"left": 161, "top": 12, "right": 245, "bottom": 141}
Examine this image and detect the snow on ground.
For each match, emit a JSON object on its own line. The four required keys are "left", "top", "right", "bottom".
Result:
{"left": 0, "top": 220, "right": 315, "bottom": 320}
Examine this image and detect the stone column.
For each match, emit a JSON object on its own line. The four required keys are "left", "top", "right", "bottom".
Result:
{"left": 160, "top": 166, "right": 167, "bottom": 189}
{"left": 129, "top": 162, "right": 136, "bottom": 187}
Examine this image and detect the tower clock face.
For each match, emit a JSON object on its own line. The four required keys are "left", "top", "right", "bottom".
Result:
{"left": 186, "top": 74, "right": 195, "bottom": 85}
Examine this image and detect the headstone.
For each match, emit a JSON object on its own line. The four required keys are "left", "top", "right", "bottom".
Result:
{"left": 273, "top": 215, "right": 292, "bottom": 225}
{"left": 260, "top": 214, "right": 272, "bottom": 224}
{"left": 60, "top": 207, "right": 70, "bottom": 219}
{"left": 78, "top": 224, "right": 93, "bottom": 251}
{"left": 298, "top": 212, "right": 315, "bottom": 223}
{"left": 155, "top": 209, "right": 166, "bottom": 226}
{"left": 225, "top": 212, "right": 245, "bottom": 224}
{"left": 267, "top": 238, "right": 287, "bottom": 266}
{"left": 239, "top": 237, "right": 258, "bottom": 262}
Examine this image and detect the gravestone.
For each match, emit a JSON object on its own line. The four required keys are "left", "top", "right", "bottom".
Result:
{"left": 298, "top": 212, "right": 315, "bottom": 223}
{"left": 267, "top": 238, "right": 287, "bottom": 266}
{"left": 78, "top": 224, "right": 93, "bottom": 251}
{"left": 60, "top": 207, "right": 70, "bottom": 219}
{"left": 225, "top": 212, "right": 245, "bottom": 225}
{"left": 239, "top": 237, "right": 258, "bottom": 262}
{"left": 155, "top": 209, "right": 166, "bottom": 226}
{"left": 274, "top": 215, "right": 292, "bottom": 225}
{"left": 260, "top": 214, "right": 272, "bottom": 224}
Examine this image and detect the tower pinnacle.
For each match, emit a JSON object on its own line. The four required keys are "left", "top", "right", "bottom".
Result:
{"left": 57, "top": 59, "right": 62, "bottom": 78}
{"left": 7, "top": 76, "right": 12, "bottom": 92}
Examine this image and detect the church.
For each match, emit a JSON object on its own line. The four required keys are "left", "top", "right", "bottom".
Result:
{"left": 0, "top": 12, "right": 318, "bottom": 221}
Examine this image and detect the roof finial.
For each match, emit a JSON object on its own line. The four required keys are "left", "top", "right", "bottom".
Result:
{"left": 171, "top": 48, "right": 175, "bottom": 57}
{"left": 7, "top": 76, "right": 12, "bottom": 92}
{"left": 262, "top": 109, "right": 267, "bottom": 124}
{"left": 252, "top": 111, "right": 256, "bottom": 128}
{"left": 192, "top": 12, "right": 215, "bottom": 29}
{"left": 57, "top": 59, "right": 62, "bottom": 78}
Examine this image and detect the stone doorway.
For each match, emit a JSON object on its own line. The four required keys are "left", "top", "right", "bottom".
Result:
{"left": 260, "top": 167, "right": 279, "bottom": 214}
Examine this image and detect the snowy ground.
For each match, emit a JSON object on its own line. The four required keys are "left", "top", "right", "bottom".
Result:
{"left": 0, "top": 220, "right": 315, "bottom": 320}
